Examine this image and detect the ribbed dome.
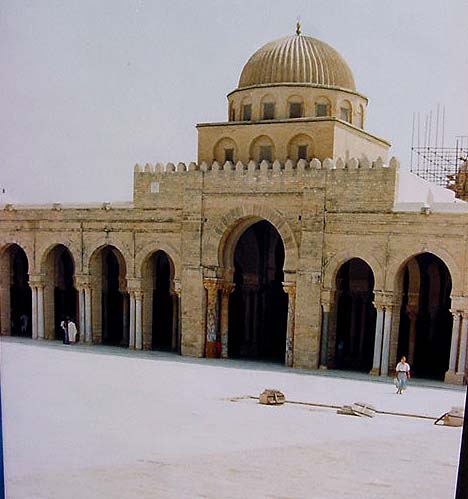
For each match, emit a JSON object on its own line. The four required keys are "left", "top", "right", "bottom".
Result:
{"left": 238, "top": 35, "right": 356, "bottom": 91}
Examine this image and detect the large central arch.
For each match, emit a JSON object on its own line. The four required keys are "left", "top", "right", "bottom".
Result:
{"left": 226, "top": 219, "right": 288, "bottom": 361}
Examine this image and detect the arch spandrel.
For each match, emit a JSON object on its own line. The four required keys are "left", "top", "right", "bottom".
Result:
{"left": 84, "top": 238, "right": 133, "bottom": 277}
{"left": 203, "top": 204, "right": 298, "bottom": 278}
{"left": 86, "top": 243, "right": 130, "bottom": 278}
{"left": 322, "top": 250, "right": 384, "bottom": 291}
{"left": 387, "top": 247, "right": 461, "bottom": 295}
{"left": 135, "top": 242, "right": 181, "bottom": 281}
{"left": 0, "top": 241, "right": 35, "bottom": 274}
{"left": 38, "top": 242, "right": 78, "bottom": 275}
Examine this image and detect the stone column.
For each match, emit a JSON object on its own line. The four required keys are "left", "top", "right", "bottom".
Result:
{"left": 449, "top": 312, "right": 461, "bottom": 372}
{"left": 169, "top": 280, "right": 181, "bottom": 353}
{"left": 171, "top": 293, "right": 178, "bottom": 352}
{"left": 78, "top": 288, "right": 86, "bottom": 340}
{"left": 456, "top": 313, "right": 468, "bottom": 383}
{"left": 220, "top": 283, "right": 235, "bottom": 359}
{"left": 380, "top": 305, "right": 393, "bottom": 376}
{"left": 349, "top": 294, "right": 359, "bottom": 356}
{"left": 128, "top": 291, "right": 136, "bottom": 349}
{"left": 319, "top": 301, "right": 331, "bottom": 369}
{"left": 37, "top": 285, "right": 45, "bottom": 340}
{"left": 31, "top": 286, "right": 38, "bottom": 340}
{"left": 407, "top": 306, "right": 418, "bottom": 365}
{"left": 122, "top": 294, "right": 130, "bottom": 347}
{"left": 358, "top": 295, "right": 368, "bottom": 360}
{"left": 204, "top": 278, "right": 220, "bottom": 358}
{"left": 283, "top": 282, "right": 296, "bottom": 368}
{"left": 135, "top": 290, "right": 143, "bottom": 350}
{"left": 173, "top": 281, "right": 182, "bottom": 354}
{"left": 370, "top": 303, "right": 385, "bottom": 375}
{"left": 84, "top": 286, "right": 92, "bottom": 343}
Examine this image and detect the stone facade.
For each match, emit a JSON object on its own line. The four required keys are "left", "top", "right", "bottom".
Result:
{"left": 1, "top": 31, "right": 468, "bottom": 384}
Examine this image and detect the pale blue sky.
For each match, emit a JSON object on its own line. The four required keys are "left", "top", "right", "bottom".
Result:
{"left": 1, "top": 0, "right": 468, "bottom": 203}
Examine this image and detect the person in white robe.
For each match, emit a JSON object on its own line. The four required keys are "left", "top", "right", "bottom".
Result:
{"left": 68, "top": 319, "right": 78, "bottom": 343}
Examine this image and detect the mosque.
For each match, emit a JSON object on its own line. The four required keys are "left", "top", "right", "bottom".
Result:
{"left": 2, "top": 27, "right": 468, "bottom": 384}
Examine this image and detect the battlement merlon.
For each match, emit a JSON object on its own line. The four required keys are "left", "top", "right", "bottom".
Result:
{"left": 133, "top": 157, "right": 400, "bottom": 213}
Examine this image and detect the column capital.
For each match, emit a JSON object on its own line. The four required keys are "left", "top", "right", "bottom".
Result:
{"left": 171, "top": 280, "right": 182, "bottom": 297}
{"left": 126, "top": 277, "right": 143, "bottom": 293}
{"left": 75, "top": 273, "right": 91, "bottom": 289}
{"left": 373, "top": 302, "right": 386, "bottom": 312}
{"left": 28, "top": 274, "right": 45, "bottom": 288}
{"left": 373, "top": 290, "right": 396, "bottom": 308}
{"left": 321, "top": 301, "right": 331, "bottom": 313}
{"left": 282, "top": 282, "right": 296, "bottom": 296}
{"left": 221, "top": 282, "right": 235, "bottom": 295}
{"left": 204, "top": 277, "right": 220, "bottom": 295}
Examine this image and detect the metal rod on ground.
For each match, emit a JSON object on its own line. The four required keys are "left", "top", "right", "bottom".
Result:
{"left": 455, "top": 386, "right": 468, "bottom": 499}
{"left": 246, "top": 396, "right": 437, "bottom": 421}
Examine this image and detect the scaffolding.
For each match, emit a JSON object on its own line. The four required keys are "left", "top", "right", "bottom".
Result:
{"left": 409, "top": 106, "right": 468, "bottom": 187}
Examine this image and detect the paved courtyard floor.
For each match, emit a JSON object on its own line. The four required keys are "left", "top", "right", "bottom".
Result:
{"left": 1, "top": 337, "right": 465, "bottom": 499}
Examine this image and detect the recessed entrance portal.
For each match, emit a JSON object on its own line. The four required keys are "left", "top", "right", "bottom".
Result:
{"left": 334, "top": 259, "right": 376, "bottom": 371}
{"left": 397, "top": 253, "right": 452, "bottom": 379}
{"left": 101, "top": 247, "right": 128, "bottom": 346}
{"left": 228, "top": 220, "right": 287, "bottom": 362}
{"left": 1, "top": 245, "right": 32, "bottom": 337}
{"left": 43, "top": 245, "right": 77, "bottom": 340}
{"left": 150, "top": 251, "right": 176, "bottom": 351}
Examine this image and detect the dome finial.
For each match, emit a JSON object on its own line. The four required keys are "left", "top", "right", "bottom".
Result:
{"left": 296, "top": 18, "right": 301, "bottom": 36}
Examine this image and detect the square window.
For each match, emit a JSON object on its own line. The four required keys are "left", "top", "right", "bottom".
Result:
{"left": 242, "top": 104, "right": 252, "bottom": 121}
{"left": 259, "top": 145, "right": 272, "bottom": 162}
{"left": 150, "top": 181, "right": 160, "bottom": 193}
{"left": 262, "top": 102, "right": 275, "bottom": 120}
{"left": 298, "top": 145, "right": 308, "bottom": 160}
{"left": 316, "top": 103, "right": 329, "bottom": 117}
{"left": 340, "top": 108, "right": 350, "bottom": 122}
{"left": 289, "top": 102, "right": 303, "bottom": 118}
{"left": 224, "top": 148, "right": 234, "bottom": 163}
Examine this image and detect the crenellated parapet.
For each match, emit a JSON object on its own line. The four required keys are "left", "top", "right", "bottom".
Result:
{"left": 133, "top": 156, "right": 400, "bottom": 212}
{"left": 134, "top": 156, "right": 399, "bottom": 174}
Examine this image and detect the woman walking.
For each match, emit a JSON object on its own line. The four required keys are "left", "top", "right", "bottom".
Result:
{"left": 395, "top": 356, "right": 411, "bottom": 394}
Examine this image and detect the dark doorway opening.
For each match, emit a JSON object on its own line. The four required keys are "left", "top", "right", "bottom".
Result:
{"left": 397, "top": 253, "right": 452, "bottom": 380}
{"left": 228, "top": 220, "right": 287, "bottom": 362}
{"left": 102, "top": 248, "right": 128, "bottom": 346}
{"left": 334, "top": 258, "right": 376, "bottom": 372}
{"left": 52, "top": 246, "right": 77, "bottom": 340}
{"left": 151, "top": 251, "right": 174, "bottom": 351}
{"left": 10, "top": 245, "right": 32, "bottom": 337}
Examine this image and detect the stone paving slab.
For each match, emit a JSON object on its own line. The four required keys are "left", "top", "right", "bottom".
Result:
{"left": 1, "top": 338, "right": 465, "bottom": 498}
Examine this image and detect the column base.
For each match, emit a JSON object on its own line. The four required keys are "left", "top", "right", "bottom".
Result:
{"left": 369, "top": 367, "right": 380, "bottom": 376}
{"left": 445, "top": 370, "right": 466, "bottom": 385}
{"left": 319, "top": 365, "right": 328, "bottom": 370}
{"left": 205, "top": 341, "right": 219, "bottom": 358}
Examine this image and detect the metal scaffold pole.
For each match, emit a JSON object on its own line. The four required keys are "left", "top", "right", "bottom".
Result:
{"left": 455, "top": 387, "right": 468, "bottom": 498}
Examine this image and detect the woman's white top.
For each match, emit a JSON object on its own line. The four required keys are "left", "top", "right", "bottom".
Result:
{"left": 396, "top": 362, "right": 410, "bottom": 373}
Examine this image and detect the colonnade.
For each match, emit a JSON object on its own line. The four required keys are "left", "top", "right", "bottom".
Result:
{"left": 320, "top": 288, "right": 467, "bottom": 382}
{"left": 4, "top": 269, "right": 466, "bottom": 384}
{"left": 20, "top": 274, "right": 181, "bottom": 352}
{"left": 445, "top": 310, "right": 468, "bottom": 384}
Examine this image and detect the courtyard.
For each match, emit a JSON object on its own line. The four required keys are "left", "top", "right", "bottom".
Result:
{"left": 1, "top": 337, "right": 465, "bottom": 498}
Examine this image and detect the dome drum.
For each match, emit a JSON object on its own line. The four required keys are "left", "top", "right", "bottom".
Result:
{"left": 227, "top": 85, "right": 367, "bottom": 126}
